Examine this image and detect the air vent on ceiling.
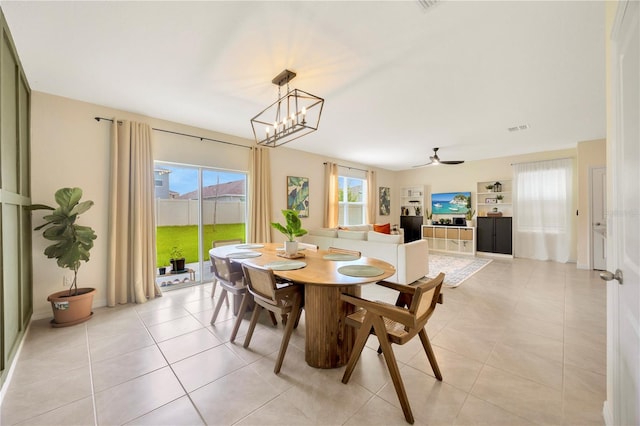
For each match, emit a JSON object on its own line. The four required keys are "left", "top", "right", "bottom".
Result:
{"left": 417, "top": 0, "right": 440, "bottom": 11}
{"left": 508, "top": 124, "right": 530, "bottom": 132}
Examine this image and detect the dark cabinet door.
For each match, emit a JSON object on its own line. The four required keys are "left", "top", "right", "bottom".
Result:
{"left": 494, "top": 217, "right": 513, "bottom": 254}
{"left": 400, "top": 216, "right": 423, "bottom": 243}
{"left": 476, "top": 217, "right": 512, "bottom": 254}
{"left": 476, "top": 217, "right": 494, "bottom": 252}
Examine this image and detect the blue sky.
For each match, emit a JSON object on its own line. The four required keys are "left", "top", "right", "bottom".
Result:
{"left": 159, "top": 164, "right": 246, "bottom": 196}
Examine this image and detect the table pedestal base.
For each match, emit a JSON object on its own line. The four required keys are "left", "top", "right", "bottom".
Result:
{"left": 304, "top": 285, "right": 361, "bottom": 368}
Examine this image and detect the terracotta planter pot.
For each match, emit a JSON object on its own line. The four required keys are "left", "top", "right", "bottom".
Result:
{"left": 47, "top": 287, "right": 96, "bottom": 327}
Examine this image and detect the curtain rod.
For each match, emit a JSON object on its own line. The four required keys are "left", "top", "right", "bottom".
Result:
{"left": 510, "top": 156, "right": 573, "bottom": 166}
{"left": 94, "top": 117, "right": 251, "bottom": 150}
{"left": 323, "top": 161, "right": 368, "bottom": 173}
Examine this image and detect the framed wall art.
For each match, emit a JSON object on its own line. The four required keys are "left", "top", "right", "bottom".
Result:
{"left": 287, "top": 176, "right": 309, "bottom": 217}
{"left": 379, "top": 187, "right": 390, "bottom": 215}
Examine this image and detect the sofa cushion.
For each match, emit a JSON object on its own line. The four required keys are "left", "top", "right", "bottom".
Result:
{"left": 338, "top": 230, "right": 368, "bottom": 240}
{"left": 310, "top": 227, "right": 338, "bottom": 238}
{"left": 367, "top": 231, "right": 402, "bottom": 244}
{"left": 373, "top": 223, "right": 391, "bottom": 234}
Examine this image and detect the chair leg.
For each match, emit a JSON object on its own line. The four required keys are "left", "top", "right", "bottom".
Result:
{"left": 243, "top": 304, "right": 262, "bottom": 348}
{"left": 293, "top": 305, "right": 303, "bottom": 329}
{"left": 274, "top": 294, "right": 301, "bottom": 374}
{"left": 230, "top": 292, "right": 250, "bottom": 343}
{"left": 210, "top": 280, "right": 217, "bottom": 298}
{"left": 342, "top": 314, "right": 374, "bottom": 384}
{"left": 418, "top": 328, "right": 442, "bottom": 381}
{"left": 268, "top": 311, "right": 278, "bottom": 326}
{"left": 372, "top": 315, "right": 414, "bottom": 424}
{"left": 210, "top": 290, "right": 228, "bottom": 325}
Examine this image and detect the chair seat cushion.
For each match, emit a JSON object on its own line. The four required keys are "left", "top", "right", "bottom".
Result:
{"left": 345, "top": 308, "right": 411, "bottom": 344}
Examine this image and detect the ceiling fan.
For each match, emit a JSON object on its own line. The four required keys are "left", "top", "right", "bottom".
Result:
{"left": 413, "top": 147, "right": 465, "bottom": 167}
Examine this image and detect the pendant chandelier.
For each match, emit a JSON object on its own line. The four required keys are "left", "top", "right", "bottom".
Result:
{"left": 250, "top": 69, "right": 324, "bottom": 148}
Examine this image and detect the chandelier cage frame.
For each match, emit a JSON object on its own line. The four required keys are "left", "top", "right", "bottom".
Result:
{"left": 251, "top": 70, "right": 324, "bottom": 148}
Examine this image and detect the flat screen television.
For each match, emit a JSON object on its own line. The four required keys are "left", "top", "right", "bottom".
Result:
{"left": 431, "top": 192, "right": 471, "bottom": 215}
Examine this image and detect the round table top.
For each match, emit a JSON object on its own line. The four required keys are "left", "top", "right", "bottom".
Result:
{"left": 209, "top": 242, "right": 395, "bottom": 286}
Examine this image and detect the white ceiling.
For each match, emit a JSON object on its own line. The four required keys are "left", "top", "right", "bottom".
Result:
{"left": 0, "top": 0, "right": 606, "bottom": 171}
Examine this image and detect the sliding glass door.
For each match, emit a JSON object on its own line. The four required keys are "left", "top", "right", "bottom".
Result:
{"left": 154, "top": 162, "right": 247, "bottom": 290}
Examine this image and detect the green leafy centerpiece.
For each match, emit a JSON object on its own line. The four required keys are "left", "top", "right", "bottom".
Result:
{"left": 271, "top": 209, "right": 307, "bottom": 255}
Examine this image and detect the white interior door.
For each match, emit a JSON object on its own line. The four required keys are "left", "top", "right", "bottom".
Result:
{"left": 591, "top": 167, "right": 606, "bottom": 270}
{"left": 604, "top": 2, "right": 640, "bottom": 425}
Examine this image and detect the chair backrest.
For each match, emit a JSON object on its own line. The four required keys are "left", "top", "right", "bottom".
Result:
{"left": 212, "top": 238, "right": 243, "bottom": 248}
{"left": 408, "top": 272, "right": 445, "bottom": 330}
{"left": 298, "top": 242, "right": 318, "bottom": 252}
{"left": 211, "top": 254, "right": 243, "bottom": 284}
{"left": 241, "top": 263, "right": 278, "bottom": 305}
{"left": 328, "top": 246, "right": 361, "bottom": 257}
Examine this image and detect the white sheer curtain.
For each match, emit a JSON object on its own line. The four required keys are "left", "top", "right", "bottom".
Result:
{"left": 324, "top": 162, "right": 339, "bottom": 228}
{"left": 249, "top": 147, "right": 272, "bottom": 243}
{"left": 107, "top": 119, "right": 160, "bottom": 305}
{"left": 513, "top": 158, "right": 574, "bottom": 262}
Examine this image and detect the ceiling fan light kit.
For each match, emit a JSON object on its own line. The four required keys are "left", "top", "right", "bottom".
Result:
{"left": 250, "top": 69, "right": 324, "bottom": 148}
{"left": 413, "top": 147, "right": 465, "bottom": 168}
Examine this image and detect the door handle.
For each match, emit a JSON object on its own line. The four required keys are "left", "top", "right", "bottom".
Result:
{"left": 600, "top": 269, "right": 623, "bottom": 285}
{"left": 594, "top": 222, "right": 601, "bottom": 226}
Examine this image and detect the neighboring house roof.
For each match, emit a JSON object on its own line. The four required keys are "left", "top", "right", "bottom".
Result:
{"left": 177, "top": 180, "right": 245, "bottom": 200}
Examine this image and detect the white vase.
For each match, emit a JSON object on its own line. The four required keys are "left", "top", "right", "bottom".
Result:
{"left": 284, "top": 240, "right": 298, "bottom": 256}
{"left": 466, "top": 219, "right": 475, "bottom": 227}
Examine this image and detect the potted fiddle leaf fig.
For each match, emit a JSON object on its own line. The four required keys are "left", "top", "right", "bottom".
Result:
{"left": 271, "top": 209, "right": 307, "bottom": 255}
{"left": 28, "top": 187, "right": 98, "bottom": 327}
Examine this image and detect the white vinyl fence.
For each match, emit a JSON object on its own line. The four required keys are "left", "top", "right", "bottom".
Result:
{"left": 156, "top": 199, "right": 246, "bottom": 226}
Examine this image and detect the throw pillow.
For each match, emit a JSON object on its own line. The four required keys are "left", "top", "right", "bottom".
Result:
{"left": 373, "top": 223, "right": 391, "bottom": 234}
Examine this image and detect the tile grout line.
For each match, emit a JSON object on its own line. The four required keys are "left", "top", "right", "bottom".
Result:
{"left": 85, "top": 322, "right": 98, "bottom": 426}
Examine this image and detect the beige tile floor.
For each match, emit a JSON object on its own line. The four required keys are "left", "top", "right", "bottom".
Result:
{"left": 0, "top": 257, "right": 606, "bottom": 425}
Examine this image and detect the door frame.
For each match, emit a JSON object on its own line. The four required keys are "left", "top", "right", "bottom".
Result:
{"left": 589, "top": 166, "right": 606, "bottom": 270}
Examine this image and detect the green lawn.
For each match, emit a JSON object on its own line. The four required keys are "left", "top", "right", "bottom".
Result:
{"left": 156, "top": 223, "right": 246, "bottom": 266}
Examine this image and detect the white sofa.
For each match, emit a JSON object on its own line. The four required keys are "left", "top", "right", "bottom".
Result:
{"left": 302, "top": 225, "right": 429, "bottom": 285}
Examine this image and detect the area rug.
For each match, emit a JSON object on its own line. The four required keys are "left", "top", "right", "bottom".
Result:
{"left": 423, "top": 254, "right": 492, "bottom": 288}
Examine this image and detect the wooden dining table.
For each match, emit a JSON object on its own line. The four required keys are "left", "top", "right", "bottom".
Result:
{"left": 209, "top": 242, "right": 395, "bottom": 368}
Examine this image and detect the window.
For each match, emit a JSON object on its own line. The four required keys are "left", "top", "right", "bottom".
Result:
{"left": 513, "top": 158, "right": 574, "bottom": 262}
{"left": 338, "top": 175, "right": 367, "bottom": 225}
{"left": 154, "top": 162, "right": 247, "bottom": 289}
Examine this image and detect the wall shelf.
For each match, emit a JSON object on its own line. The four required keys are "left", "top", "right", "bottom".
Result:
{"left": 477, "top": 180, "right": 512, "bottom": 217}
{"left": 400, "top": 185, "right": 425, "bottom": 217}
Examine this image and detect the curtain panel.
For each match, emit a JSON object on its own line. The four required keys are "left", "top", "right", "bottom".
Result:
{"left": 513, "top": 158, "right": 574, "bottom": 262}
{"left": 324, "top": 162, "right": 339, "bottom": 228}
{"left": 249, "top": 146, "right": 272, "bottom": 243}
{"left": 366, "top": 170, "right": 376, "bottom": 224}
{"left": 107, "top": 119, "right": 160, "bottom": 305}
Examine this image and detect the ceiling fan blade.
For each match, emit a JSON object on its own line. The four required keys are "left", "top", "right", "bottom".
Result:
{"left": 440, "top": 160, "right": 465, "bottom": 165}
{"left": 412, "top": 160, "right": 433, "bottom": 168}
